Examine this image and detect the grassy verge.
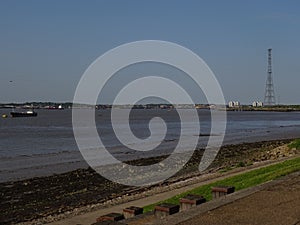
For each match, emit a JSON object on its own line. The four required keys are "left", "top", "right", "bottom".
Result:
{"left": 288, "top": 139, "right": 300, "bottom": 150}
{"left": 143, "top": 156, "right": 300, "bottom": 212}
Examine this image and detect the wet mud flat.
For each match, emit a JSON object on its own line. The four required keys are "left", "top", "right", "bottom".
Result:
{"left": 0, "top": 139, "right": 297, "bottom": 224}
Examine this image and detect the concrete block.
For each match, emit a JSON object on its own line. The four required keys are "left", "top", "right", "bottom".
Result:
{"left": 154, "top": 203, "right": 180, "bottom": 219}
{"left": 180, "top": 194, "right": 206, "bottom": 211}
{"left": 123, "top": 206, "right": 143, "bottom": 219}
{"left": 212, "top": 186, "right": 235, "bottom": 199}
{"left": 96, "top": 213, "right": 124, "bottom": 222}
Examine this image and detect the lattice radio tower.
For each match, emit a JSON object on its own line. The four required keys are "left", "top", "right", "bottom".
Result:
{"left": 264, "top": 48, "right": 276, "bottom": 106}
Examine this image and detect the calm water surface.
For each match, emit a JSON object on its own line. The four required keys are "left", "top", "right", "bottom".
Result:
{"left": 0, "top": 109, "right": 299, "bottom": 181}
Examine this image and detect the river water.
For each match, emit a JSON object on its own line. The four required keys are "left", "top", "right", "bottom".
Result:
{"left": 0, "top": 108, "right": 300, "bottom": 182}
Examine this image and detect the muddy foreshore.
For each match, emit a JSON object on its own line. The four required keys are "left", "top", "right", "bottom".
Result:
{"left": 0, "top": 138, "right": 299, "bottom": 224}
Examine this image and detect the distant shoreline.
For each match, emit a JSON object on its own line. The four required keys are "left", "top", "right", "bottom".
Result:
{"left": 226, "top": 107, "right": 300, "bottom": 112}
{"left": 1, "top": 102, "right": 300, "bottom": 111}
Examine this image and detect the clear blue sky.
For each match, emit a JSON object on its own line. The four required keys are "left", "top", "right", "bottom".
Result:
{"left": 0, "top": 0, "right": 299, "bottom": 104}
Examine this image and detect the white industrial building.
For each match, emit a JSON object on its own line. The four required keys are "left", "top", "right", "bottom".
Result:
{"left": 252, "top": 101, "right": 263, "bottom": 107}
{"left": 228, "top": 101, "right": 240, "bottom": 108}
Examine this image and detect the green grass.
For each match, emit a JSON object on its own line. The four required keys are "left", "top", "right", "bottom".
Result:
{"left": 219, "top": 161, "right": 251, "bottom": 173}
{"left": 288, "top": 139, "right": 300, "bottom": 150}
{"left": 143, "top": 156, "right": 300, "bottom": 212}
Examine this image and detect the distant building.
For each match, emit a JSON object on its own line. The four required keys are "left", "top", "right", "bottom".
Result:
{"left": 228, "top": 101, "right": 240, "bottom": 108}
{"left": 252, "top": 101, "right": 263, "bottom": 107}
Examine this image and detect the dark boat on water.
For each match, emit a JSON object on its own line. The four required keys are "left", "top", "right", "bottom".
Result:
{"left": 10, "top": 110, "right": 37, "bottom": 117}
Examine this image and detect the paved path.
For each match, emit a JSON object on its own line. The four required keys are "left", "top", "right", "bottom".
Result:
{"left": 46, "top": 158, "right": 298, "bottom": 225}
{"left": 47, "top": 170, "right": 234, "bottom": 225}
{"left": 156, "top": 171, "right": 300, "bottom": 225}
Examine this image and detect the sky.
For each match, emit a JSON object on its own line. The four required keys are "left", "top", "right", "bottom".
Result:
{"left": 0, "top": 0, "right": 299, "bottom": 104}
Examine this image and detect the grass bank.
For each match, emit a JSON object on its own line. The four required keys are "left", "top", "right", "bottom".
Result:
{"left": 143, "top": 156, "right": 300, "bottom": 212}
{"left": 288, "top": 139, "right": 300, "bottom": 150}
